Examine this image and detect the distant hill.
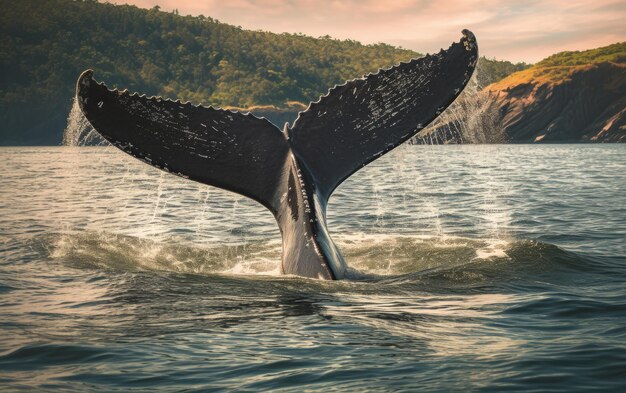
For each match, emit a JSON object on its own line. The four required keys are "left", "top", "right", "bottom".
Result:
{"left": 0, "top": 0, "right": 527, "bottom": 145}
{"left": 1, "top": 0, "right": 414, "bottom": 144}
{"left": 486, "top": 42, "right": 626, "bottom": 142}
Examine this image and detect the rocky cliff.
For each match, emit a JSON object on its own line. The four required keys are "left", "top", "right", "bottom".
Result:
{"left": 486, "top": 61, "right": 626, "bottom": 142}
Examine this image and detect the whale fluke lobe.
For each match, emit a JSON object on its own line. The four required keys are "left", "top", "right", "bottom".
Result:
{"left": 76, "top": 30, "right": 478, "bottom": 280}
{"left": 75, "top": 70, "right": 290, "bottom": 214}
{"left": 289, "top": 30, "right": 478, "bottom": 199}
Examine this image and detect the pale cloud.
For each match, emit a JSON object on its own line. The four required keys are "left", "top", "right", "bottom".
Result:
{"left": 108, "top": 0, "right": 626, "bottom": 62}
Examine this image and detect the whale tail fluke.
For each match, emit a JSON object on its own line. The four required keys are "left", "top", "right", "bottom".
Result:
{"left": 289, "top": 29, "right": 478, "bottom": 199}
{"left": 76, "top": 71, "right": 291, "bottom": 214}
{"left": 76, "top": 30, "right": 478, "bottom": 279}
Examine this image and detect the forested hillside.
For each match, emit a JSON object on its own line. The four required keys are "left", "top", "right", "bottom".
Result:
{"left": 535, "top": 41, "right": 626, "bottom": 67}
{"left": 0, "top": 0, "right": 527, "bottom": 144}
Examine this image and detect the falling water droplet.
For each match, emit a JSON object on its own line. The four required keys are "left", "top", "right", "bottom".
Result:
{"left": 414, "top": 59, "right": 506, "bottom": 145}
{"left": 62, "top": 97, "right": 107, "bottom": 146}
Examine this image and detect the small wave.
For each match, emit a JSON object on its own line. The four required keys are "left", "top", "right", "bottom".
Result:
{"left": 46, "top": 231, "right": 282, "bottom": 276}
{"left": 335, "top": 233, "right": 513, "bottom": 277}
{"left": 0, "top": 344, "right": 115, "bottom": 371}
{"left": 41, "top": 230, "right": 593, "bottom": 286}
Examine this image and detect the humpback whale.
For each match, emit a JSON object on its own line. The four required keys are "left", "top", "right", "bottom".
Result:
{"left": 76, "top": 30, "right": 478, "bottom": 279}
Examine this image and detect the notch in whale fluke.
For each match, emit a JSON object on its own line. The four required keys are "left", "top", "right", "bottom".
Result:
{"left": 75, "top": 30, "right": 478, "bottom": 279}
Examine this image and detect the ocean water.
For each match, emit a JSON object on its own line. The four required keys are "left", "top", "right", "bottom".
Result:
{"left": 1, "top": 144, "right": 625, "bottom": 391}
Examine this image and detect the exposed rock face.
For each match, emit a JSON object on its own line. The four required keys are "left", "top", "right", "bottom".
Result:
{"left": 487, "top": 62, "right": 626, "bottom": 143}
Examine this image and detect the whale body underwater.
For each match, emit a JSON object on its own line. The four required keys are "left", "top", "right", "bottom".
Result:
{"left": 75, "top": 30, "right": 478, "bottom": 280}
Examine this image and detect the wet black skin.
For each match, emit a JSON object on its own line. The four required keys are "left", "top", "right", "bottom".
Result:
{"left": 76, "top": 30, "right": 478, "bottom": 279}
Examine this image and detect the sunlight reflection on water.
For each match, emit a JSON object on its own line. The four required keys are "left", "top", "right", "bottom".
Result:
{"left": 1, "top": 145, "right": 625, "bottom": 391}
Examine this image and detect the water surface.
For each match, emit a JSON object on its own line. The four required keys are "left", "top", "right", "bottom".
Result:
{"left": 1, "top": 145, "right": 625, "bottom": 391}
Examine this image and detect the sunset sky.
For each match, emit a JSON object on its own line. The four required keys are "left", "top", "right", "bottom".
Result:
{"left": 108, "top": 0, "right": 626, "bottom": 63}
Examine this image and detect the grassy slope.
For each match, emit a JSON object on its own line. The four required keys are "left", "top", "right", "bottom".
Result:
{"left": 489, "top": 42, "right": 626, "bottom": 89}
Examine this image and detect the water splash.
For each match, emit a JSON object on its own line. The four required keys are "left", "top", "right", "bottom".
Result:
{"left": 57, "top": 78, "right": 513, "bottom": 276}
{"left": 62, "top": 98, "right": 106, "bottom": 146}
{"left": 46, "top": 230, "right": 515, "bottom": 278}
{"left": 48, "top": 231, "right": 282, "bottom": 276}
{"left": 150, "top": 172, "right": 167, "bottom": 223}
{"left": 58, "top": 99, "right": 266, "bottom": 252}
{"left": 414, "top": 59, "right": 506, "bottom": 145}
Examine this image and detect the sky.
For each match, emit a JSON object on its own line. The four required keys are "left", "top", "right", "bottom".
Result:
{"left": 108, "top": 0, "right": 626, "bottom": 63}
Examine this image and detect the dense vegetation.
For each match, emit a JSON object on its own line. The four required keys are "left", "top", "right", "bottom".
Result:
{"left": 536, "top": 41, "right": 626, "bottom": 67}
{"left": 1, "top": 0, "right": 528, "bottom": 144}
{"left": 476, "top": 57, "right": 529, "bottom": 89}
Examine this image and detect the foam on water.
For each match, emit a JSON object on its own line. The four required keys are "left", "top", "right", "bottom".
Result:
{"left": 48, "top": 231, "right": 283, "bottom": 276}
{"left": 46, "top": 230, "right": 512, "bottom": 279}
